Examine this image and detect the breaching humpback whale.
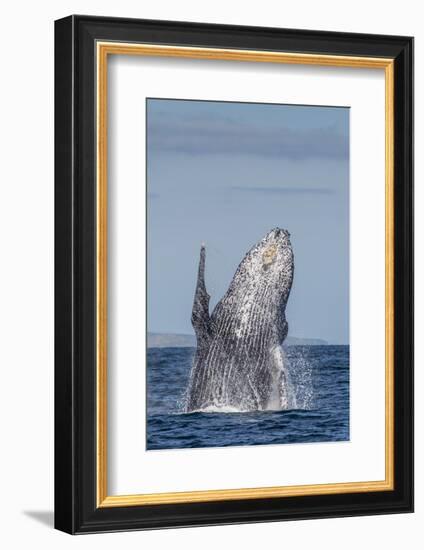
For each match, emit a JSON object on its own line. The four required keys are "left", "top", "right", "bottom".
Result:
{"left": 185, "top": 228, "right": 294, "bottom": 413}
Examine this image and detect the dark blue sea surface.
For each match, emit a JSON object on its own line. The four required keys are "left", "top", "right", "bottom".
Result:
{"left": 146, "top": 345, "right": 349, "bottom": 450}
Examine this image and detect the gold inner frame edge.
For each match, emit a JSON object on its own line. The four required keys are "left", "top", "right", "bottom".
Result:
{"left": 96, "top": 42, "right": 395, "bottom": 508}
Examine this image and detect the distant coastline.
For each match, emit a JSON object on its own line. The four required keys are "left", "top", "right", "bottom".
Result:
{"left": 147, "top": 332, "right": 329, "bottom": 348}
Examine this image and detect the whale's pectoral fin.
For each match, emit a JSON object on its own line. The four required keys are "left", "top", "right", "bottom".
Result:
{"left": 191, "top": 245, "right": 212, "bottom": 347}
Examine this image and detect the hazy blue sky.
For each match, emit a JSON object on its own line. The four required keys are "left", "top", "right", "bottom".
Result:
{"left": 147, "top": 99, "right": 349, "bottom": 344}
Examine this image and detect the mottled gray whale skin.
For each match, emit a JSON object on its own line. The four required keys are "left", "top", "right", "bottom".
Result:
{"left": 186, "top": 228, "right": 294, "bottom": 412}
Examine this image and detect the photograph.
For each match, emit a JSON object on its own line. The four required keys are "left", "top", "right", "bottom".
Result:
{"left": 146, "top": 98, "right": 350, "bottom": 450}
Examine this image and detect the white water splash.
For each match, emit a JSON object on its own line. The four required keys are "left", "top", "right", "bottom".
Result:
{"left": 187, "top": 404, "right": 246, "bottom": 414}
{"left": 267, "top": 345, "right": 298, "bottom": 410}
{"left": 285, "top": 346, "right": 314, "bottom": 410}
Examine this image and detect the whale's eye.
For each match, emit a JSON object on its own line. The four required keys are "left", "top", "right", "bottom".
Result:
{"left": 262, "top": 245, "right": 277, "bottom": 267}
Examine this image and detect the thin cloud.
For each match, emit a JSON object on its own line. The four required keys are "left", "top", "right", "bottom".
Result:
{"left": 147, "top": 111, "right": 348, "bottom": 160}
{"left": 231, "top": 185, "right": 334, "bottom": 195}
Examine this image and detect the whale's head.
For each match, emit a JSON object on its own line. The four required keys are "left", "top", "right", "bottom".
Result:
{"left": 234, "top": 228, "right": 294, "bottom": 307}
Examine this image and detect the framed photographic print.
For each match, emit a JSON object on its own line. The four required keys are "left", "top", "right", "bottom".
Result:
{"left": 54, "top": 15, "right": 413, "bottom": 534}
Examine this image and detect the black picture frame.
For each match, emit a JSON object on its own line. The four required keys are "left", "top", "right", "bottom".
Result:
{"left": 55, "top": 14, "right": 413, "bottom": 534}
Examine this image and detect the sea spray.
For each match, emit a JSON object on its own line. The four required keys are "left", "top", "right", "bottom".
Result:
{"left": 285, "top": 346, "right": 314, "bottom": 410}
{"left": 275, "top": 345, "right": 298, "bottom": 410}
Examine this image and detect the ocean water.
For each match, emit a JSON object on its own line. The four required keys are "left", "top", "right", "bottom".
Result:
{"left": 146, "top": 345, "right": 349, "bottom": 450}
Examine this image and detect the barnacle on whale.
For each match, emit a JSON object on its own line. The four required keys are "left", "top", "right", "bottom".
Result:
{"left": 262, "top": 244, "right": 277, "bottom": 266}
